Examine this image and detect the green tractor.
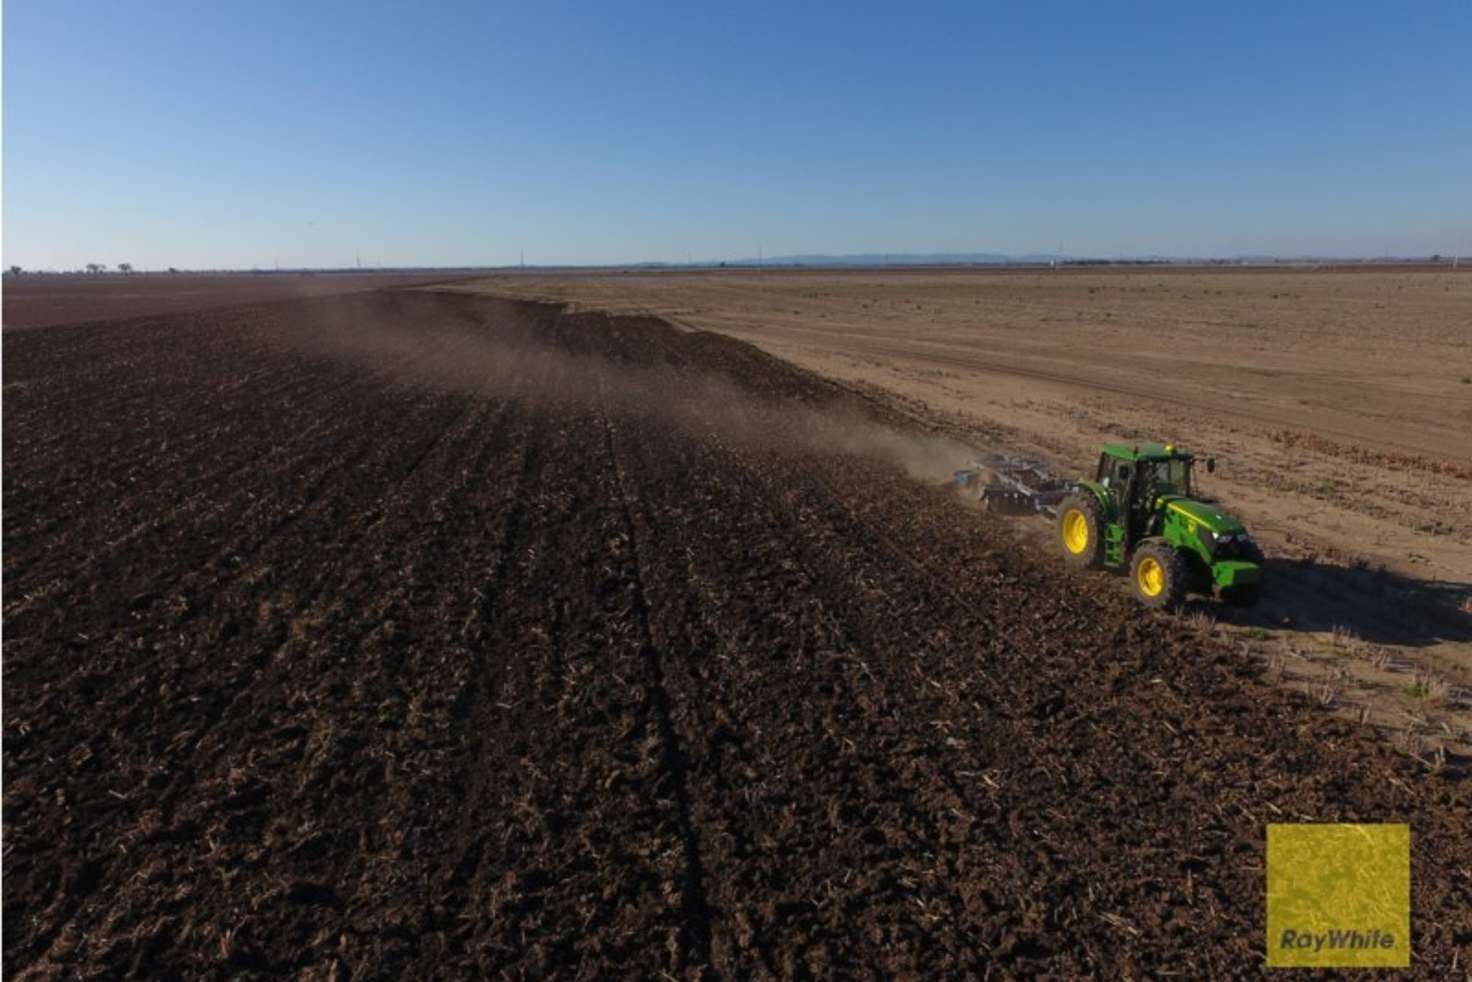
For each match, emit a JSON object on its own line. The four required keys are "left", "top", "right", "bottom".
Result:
{"left": 1056, "top": 442, "right": 1263, "bottom": 608}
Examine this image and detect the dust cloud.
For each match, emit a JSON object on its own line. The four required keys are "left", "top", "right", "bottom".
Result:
{"left": 286, "top": 295, "right": 979, "bottom": 484}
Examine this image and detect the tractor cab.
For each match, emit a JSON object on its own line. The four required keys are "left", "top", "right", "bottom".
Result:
{"left": 1096, "top": 442, "right": 1198, "bottom": 499}
{"left": 1095, "top": 443, "right": 1201, "bottom": 547}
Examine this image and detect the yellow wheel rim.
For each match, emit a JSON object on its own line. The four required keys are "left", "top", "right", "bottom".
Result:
{"left": 1061, "top": 509, "right": 1089, "bottom": 554}
{"left": 1137, "top": 556, "right": 1165, "bottom": 597}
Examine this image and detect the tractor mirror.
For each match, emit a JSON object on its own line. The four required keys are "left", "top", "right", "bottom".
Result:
{"left": 1206, "top": 458, "right": 1216, "bottom": 474}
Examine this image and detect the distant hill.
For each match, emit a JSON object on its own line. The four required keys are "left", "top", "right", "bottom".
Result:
{"left": 724, "top": 252, "right": 1068, "bottom": 267}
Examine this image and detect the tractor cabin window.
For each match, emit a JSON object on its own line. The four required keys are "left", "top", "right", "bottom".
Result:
{"left": 1148, "top": 459, "right": 1191, "bottom": 496}
{"left": 1098, "top": 457, "right": 1133, "bottom": 490}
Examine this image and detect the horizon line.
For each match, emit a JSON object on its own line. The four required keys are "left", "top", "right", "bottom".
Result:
{"left": 5, "top": 254, "right": 1465, "bottom": 276}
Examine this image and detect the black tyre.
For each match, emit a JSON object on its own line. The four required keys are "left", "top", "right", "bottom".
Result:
{"left": 1057, "top": 492, "right": 1105, "bottom": 569}
{"left": 1130, "top": 539, "right": 1188, "bottom": 609}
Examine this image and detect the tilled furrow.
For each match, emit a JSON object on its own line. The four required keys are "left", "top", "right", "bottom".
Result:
{"left": 599, "top": 407, "right": 716, "bottom": 975}
{"left": 442, "top": 405, "right": 692, "bottom": 979}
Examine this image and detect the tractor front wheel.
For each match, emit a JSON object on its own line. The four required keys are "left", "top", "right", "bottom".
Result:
{"left": 1130, "top": 539, "right": 1187, "bottom": 609}
{"left": 1057, "top": 493, "right": 1104, "bottom": 569}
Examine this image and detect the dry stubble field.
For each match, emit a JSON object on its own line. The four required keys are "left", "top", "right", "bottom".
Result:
{"left": 3, "top": 275, "right": 1470, "bottom": 977}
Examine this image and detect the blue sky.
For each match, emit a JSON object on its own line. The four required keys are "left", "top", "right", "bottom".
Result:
{"left": 4, "top": 1, "right": 1469, "bottom": 268}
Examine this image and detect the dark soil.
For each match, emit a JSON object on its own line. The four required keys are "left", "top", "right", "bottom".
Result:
{"left": 1, "top": 272, "right": 465, "bottom": 329}
{"left": 4, "top": 290, "right": 1468, "bottom": 978}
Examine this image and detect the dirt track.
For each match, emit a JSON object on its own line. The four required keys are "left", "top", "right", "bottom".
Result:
{"left": 4, "top": 290, "right": 1469, "bottom": 977}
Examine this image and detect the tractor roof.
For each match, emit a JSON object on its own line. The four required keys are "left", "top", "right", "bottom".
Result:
{"left": 1101, "top": 442, "right": 1194, "bottom": 462}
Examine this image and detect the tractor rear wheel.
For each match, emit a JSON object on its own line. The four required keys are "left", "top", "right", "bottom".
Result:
{"left": 1057, "top": 493, "right": 1104, "bottom": 569}
{"left": 1130, "top": 539, "right": 1187, "bottom": 609}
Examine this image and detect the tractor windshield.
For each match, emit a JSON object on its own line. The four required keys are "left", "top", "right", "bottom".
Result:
{"left": 1146, "top": 459, "right": 1192, "bottom": 497}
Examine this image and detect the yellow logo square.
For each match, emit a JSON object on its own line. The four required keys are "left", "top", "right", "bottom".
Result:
{"left": 1266, "top": 823, "right": 1410, "bottom": 968}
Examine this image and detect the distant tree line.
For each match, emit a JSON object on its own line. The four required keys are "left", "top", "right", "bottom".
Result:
{"left": 5, "top": 264, "right": 185, "bottom": 276}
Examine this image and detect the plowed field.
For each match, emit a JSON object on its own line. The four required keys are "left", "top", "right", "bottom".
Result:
{"left": 4, "top": 290, "right": 1468, "bottom": 977}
